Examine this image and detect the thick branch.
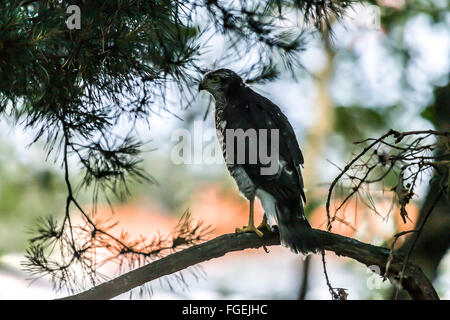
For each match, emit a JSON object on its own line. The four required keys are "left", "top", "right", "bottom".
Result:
{"left": 61, "top": 229, "right": 439, "bottom": 300}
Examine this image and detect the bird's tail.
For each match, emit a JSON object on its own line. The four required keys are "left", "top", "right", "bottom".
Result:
{"left": 276, "top": 201, "right": 320, "bottom": 255}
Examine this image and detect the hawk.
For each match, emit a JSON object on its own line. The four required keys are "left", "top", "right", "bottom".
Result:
{"left": 199, "top": 69, "right": 319, "bottom": 254}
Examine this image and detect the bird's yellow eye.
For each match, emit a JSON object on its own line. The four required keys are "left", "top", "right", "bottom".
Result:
{"left": 211, "top": 76, "right": 220, "bottom": 83}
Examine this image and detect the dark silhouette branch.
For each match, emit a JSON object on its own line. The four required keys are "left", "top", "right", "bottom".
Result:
{"left": 325, "top": 129, "right": 449, "bottom": 231}
{"left": 298, "top": 254, "right": 311, "bottom": 300}
{"left": 61, "top": 229, "right": 439, "bottom": 300}
{"left": 395, "top": 188, "right": 444, "bottom": 299}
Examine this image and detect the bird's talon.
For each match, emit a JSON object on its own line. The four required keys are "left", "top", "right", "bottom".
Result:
{"left": 257, "top": 220, "right": 271, "bottom": 232}
{"left": 235, "top": 225, "right": 264, "bottom": 238}
{"left": 255, "top": 229, "right": 264, "bottom": 238}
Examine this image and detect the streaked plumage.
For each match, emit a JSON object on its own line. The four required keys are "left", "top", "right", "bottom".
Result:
{"left": 199, "top": 69, "right": 319, "bottom": 254}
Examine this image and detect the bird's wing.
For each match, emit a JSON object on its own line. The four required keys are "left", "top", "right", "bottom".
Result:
{"left": 252, "top": 92, "right": 304, "bottom": 165}
{"left": 222, "top": 88, "right": 306, "bottom": 203}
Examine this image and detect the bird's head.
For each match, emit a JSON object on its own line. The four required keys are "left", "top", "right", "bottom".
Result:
{"left": 198, "top": 69, "right": 244, "bottom": 100}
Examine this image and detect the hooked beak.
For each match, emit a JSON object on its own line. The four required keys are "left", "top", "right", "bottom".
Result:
{"left": 198, "top": 79, "right": 206, "bottom": 91}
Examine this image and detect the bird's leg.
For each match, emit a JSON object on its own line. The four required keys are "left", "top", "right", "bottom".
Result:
{"left": 235, "top": 198, "right": 264, "bottom": 238}
{"left": 257, "top": 214, "right": 272, "bottom": 232}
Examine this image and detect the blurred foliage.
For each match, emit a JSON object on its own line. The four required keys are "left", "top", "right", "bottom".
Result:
{"left": 421, "top": 81, "right": 450, "bottom": 130}
{"left": 0, "top": 142, "right": 66, "bottom": 252}
{"left": 334, "top": 105, "right": 398, "bottom": 142}
{"left": 326, "top": 0, "right": 449, "bottom": 162}
{"left": 378, "top": 0, "right": 449, "bottom": 29}
{"left": 329, "top": 0, "right": 450, "bottom": 295}
{"left": 122, "top": 152, "right": 228, "bottom": 213}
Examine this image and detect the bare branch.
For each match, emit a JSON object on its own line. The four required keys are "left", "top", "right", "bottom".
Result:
{"left": 61, "top": 228, "right": 439, "bottom": 300}
{"left": 326, "top": 129, "right": 449, "bottom": 231}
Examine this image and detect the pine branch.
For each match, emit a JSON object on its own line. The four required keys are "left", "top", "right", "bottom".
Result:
{"left": 61, "top": 228, "right": 439, "bottom": 300}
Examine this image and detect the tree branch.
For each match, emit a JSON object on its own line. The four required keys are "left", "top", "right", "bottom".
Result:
{"left": 61, "top": 229, "right": 439, "bottom": 300}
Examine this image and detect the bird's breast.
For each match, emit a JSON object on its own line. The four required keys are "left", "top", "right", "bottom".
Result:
{"left": 228, "top": 165, "right": 256, "bottom": 200}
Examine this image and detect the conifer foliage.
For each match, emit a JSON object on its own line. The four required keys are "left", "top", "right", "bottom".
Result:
{"left": 0, "top": 0, "right": 354, "bottom": 294}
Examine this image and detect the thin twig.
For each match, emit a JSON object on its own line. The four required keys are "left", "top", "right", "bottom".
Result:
{"left": 395, "top": 189, "right": 443, "bottom": 299}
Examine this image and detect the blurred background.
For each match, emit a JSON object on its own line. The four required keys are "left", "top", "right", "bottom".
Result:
{"left": 0, "top": 0, "right": 449, "bottom": 299}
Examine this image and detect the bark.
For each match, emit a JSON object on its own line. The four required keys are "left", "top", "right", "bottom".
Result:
{"left": 61, "top": 229, "right": 439, "bottom": 300}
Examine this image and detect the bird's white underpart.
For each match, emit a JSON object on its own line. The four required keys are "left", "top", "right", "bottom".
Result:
{"left": 255, "top": 188, "right": 278, "bottom": 227}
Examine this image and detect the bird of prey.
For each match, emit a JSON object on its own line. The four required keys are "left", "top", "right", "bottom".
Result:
{"left": 198, "top": 68, "right": 319, "bottom": 254}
